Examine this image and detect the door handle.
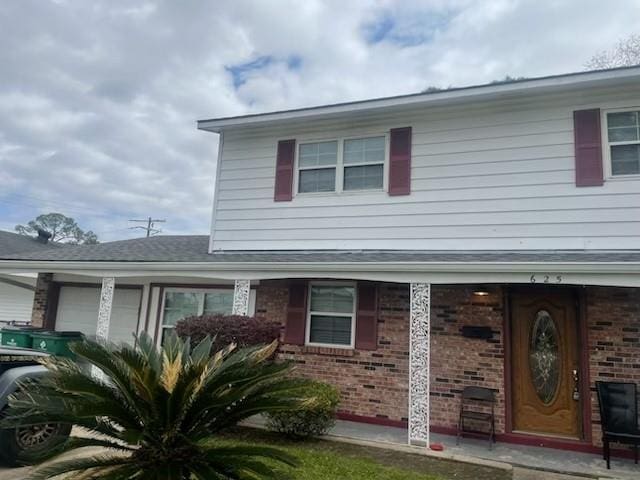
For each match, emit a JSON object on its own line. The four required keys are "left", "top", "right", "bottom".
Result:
{"left": 572, "top": 369, "right": 580, "bottom": 401}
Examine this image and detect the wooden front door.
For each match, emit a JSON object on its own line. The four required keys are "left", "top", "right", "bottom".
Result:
{"left": 510, "top": 291, "right": 581, "bottom": 438}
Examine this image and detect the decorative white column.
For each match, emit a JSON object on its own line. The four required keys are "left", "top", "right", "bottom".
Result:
{"left": 409, "top": 282, "right": 431, "bottom": 446}
{"left": 232, "top": 280, "right": 250, "bottom": 316}
{"left": 97, "top": 277, "right": 115, "bottom": 341}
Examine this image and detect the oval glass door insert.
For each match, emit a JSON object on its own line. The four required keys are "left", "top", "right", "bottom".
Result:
{"left": 529, "top": 310, "right": 560, "bottom": 404}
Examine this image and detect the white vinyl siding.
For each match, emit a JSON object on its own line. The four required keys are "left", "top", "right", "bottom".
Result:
{"left": 305, "top": 283, "right": 356, "bottom": 348}
{"left": 604, "top": 109, "right": 640, "bottom": 176}
{"left": 211, "top": 85, "right": 640, "bottom": 251}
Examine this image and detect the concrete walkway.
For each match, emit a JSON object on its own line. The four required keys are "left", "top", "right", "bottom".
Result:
{"left": 328, "top": 420, "right": 639, "bottom": 479}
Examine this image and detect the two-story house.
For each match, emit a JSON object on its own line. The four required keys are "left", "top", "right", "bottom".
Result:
{"left": 2, "top": 66, "right": 639, "bottom": 456}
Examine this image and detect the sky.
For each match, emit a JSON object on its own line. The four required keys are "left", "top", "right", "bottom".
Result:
{"left": 1, "top": 0, "right": 639, "bottom": 242}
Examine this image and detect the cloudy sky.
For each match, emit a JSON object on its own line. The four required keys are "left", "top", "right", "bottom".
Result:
{"left": 1, "top": 0, "right": 639, "bottom": 241}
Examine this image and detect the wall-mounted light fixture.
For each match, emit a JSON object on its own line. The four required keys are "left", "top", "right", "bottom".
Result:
{"left": 472, "top": 285, "right": 490, "bottom": 296}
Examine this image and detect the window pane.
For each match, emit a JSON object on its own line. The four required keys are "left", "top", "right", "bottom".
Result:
{"left": 344, "top": 164, "right": 383, "bottom": 190}
{"left": 310, "top": 286, "right": 354, "bottom": 313}
{"left": 344, "top": 136, "right": 385, "bottom": 165}
{"left": 608, "top": 127, "right": 639, "bottom": 142}
{"left": 299, "top": 168, "right": 336, "bottom": 193}
{"left": 608, "top": 111, "right": 638, "bottom": 128}
{"left": 611, "top": 144, "right": 640, "bottom": 175}
{"left": 204, "top": 291, "right": 234, "bottom": 315}
{"left": 163, "top": 292, "right": 200, "bottom": 326}
{"left": 299, "top": 141, "right": 337, "bottom": 168}
{"left": 309, "top": 315, "right": 352, "bottom": 345}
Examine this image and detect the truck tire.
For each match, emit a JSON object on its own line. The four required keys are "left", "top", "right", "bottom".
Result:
{"left": 0, "top": 423, "right": 71, "bottom": 467}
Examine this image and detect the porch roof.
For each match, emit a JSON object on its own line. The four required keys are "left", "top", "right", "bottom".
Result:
{"left": 1, "top": 234, "right": 640, "bottom": 264}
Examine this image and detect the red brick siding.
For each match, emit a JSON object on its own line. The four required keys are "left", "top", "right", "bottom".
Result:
{"left": 30, "top": 273, "right": 54, "bottom": 327}
{"left": 586, "top": 286, "right": 640, "bottom": 446}
{"left": 256, "top": 281, "right": 410, "bottom": 423}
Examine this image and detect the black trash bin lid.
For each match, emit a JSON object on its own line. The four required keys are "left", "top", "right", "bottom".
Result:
{"left": 36, "top": 331, "right": 84, "bottom": 337}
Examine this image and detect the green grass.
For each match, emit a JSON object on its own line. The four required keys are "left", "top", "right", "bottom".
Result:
{"left": 221, "top": 428, "right": 510, "bottom": 480}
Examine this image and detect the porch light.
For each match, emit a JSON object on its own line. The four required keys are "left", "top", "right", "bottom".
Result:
{"left": 472, "top": 286, "right": 490, "bottom": 296}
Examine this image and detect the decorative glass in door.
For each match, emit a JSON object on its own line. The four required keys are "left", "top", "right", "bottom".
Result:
{"left": 528, "top": 310, "right": 560, "bottom": 404}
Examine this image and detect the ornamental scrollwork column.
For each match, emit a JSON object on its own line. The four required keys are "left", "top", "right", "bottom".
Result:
{"left": 232, "top": 280, "right": 250, "bottom": 316}
{"left": 409, "top": 282, "right": 431, "bottom": 446}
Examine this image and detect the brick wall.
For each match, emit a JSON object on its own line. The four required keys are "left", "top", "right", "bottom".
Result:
{"left": 430, "top": 286, "right": 506, "bottom": 434}
{"left": 255, "top": 281, "right": 505, "bottom": 429}
{"left": 256, "top": 281, "right": 410, "bottom": 424}
{"left": 586, "top": 286, "right": 640, "bottom": 446}
{"left": 31, "top": 272, "right": 55, "bottom": 328}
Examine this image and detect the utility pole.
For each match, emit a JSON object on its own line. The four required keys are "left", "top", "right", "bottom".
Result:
{"left": 128, "top": 217, "right": 166, "bottom": 237}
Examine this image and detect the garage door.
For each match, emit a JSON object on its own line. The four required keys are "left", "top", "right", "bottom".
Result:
{"left": 0, "top": 281, "right": 35, "bottom": 324}
{"left": 55, "top": 286, "right": 142, "bottom": 345}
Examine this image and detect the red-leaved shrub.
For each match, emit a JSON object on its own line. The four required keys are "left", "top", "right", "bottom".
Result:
{"left": 174, "top": 314, "right": 281, "bottom": 352}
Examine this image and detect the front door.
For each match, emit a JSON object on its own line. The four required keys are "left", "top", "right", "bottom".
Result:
{"left": 510, "top": 290, "right": 581, "bottom": 438}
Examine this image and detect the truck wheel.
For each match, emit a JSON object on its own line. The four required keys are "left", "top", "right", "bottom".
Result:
{"left": 0, "top": 423, "right": 71, "bottom": 467}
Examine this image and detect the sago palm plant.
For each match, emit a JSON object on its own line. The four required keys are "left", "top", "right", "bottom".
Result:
{"left": 2, "top": 332, "right": 315, "bottom": 479}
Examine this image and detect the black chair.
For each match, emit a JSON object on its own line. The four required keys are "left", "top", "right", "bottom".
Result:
{"left": 456, "top": 386, "right": 496, "bottom": 449}
{"left": 595, "top": 381, "right": 640, "bottom": 469}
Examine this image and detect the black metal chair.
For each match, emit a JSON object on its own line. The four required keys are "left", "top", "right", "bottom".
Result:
{"left": 595, "top": 381, "right": 640, "bottom": 469}
{"left": 456, "top": 386, "right": 496, "bottom": 449}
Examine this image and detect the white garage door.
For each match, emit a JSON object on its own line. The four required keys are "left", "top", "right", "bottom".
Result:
{"left": 55, "top": 286, "right": 142, "bottom": 345}
{"left": 0, "top": 281, "right": 35, "bottom": 324}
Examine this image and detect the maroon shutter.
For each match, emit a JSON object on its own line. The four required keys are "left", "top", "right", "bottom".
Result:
{"left": 355, "top": 282, "right": 378, "bottom": 350}
{"left": 274, "top": 139, "right": 296, "bottom": 201}
{"left": 283, "top": 282, "right": 307, "bottom": 345}
{"left": 573, "top": 109, "right": 604, "bottom": 187}
{"left": 389, "top": 127, "right": 412, "bottom": 195}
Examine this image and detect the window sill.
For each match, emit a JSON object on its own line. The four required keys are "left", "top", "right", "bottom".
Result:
{"left": 301, "top": 345, "right": 355, "bottom": 357}
{"left": 606, "top": 174, "right": 640, "bottom": 181}
{"left": 294, "top": 189, "right": 386, "bottom": 198}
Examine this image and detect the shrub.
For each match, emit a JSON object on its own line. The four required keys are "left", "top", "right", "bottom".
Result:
{"left": 265, "top": 381, "right": 340, "bottom": 439}
{"left": 175, "top": 314, "right": 281, "bottom": 353}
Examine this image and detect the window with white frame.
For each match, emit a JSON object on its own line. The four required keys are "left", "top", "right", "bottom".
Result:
{"left": 606, "top": 110, "right": 640, "bottom": 176}
{"left": 306, "top": 284, "right": 356, "bottom": 347}
{"left": 160, "top": 289, "right": 234, "bottom": 341}
{"left": 297, "top": 136, "right": 385, "bottom": 193}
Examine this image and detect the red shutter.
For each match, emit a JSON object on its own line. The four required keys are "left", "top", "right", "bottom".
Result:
{"left": 389, "top": 127, "right": 412, "bottom": 195}
{"left": 573, "top": 109, "right": 604, "bottom": 187}
{"left": 283, "top": 282, "right": 307, "bottom": 345}
{"left": 274, "top": 139, "right": 296, "bottom": 201}
{"left": 355, "top": 282, "right": 378, "bottom": 350}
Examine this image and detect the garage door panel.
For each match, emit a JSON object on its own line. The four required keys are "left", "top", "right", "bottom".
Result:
{"left": 56, "top": 286, "right": 141, "bottom": 345}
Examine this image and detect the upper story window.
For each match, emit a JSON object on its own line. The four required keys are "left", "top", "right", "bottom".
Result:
{"left": 297, "top": 136, "right": 386, "bottom": 194}
{"left": 606, "top": 110, "right": 640, "bottom": 176}
{"left": 306, "top": 283, "right": 356, "bottom": 348}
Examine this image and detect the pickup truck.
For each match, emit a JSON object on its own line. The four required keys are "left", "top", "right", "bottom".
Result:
{"left": 0, "top": 346, "right": 71, "bottom": 466}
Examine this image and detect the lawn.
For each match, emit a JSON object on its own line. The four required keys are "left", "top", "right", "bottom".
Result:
{"left": 222, "top": 428, "right": 510, "bottom": 480}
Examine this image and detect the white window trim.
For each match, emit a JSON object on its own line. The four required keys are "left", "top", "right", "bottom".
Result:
{"left": 601, "top": 106, "right": 640, "bottom": 180}
{"left": 305, "top": 281, "right": 357, "bottom": 349}
{"left": 293, "top": 133, "right": 390, "bottom": 196}
{"left": 158, "top": 287, "right": 256, "bottom": 343}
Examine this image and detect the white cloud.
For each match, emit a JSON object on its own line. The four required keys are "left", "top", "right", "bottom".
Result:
{"left": 1, "top": 0, "right": 639, "bottom": 240}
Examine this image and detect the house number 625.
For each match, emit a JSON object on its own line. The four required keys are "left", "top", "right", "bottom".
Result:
{"left": 530, "top": 274, "right": 562, "bottom": 284}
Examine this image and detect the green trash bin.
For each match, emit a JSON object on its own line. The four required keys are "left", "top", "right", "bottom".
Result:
{"left": 0, "top": 326, "right": 47, "bottom": 348}
{"left": 30, "top": 331, "right": 84, "bottom": 358}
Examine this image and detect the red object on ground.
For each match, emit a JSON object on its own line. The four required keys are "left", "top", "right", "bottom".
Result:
{"left": 429, "top": 443, "right": 444, "bottom": 451}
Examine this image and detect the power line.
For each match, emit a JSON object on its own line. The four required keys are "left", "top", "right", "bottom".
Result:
{"left": 128, "top": 217, "right": 166, "bottom": 237}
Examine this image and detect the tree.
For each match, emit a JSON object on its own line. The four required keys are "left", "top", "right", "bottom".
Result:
{"left": 1, "top": 333, "right": 315, "bottom": 479}
{"left": 15, "top": 213, "right": 98, "bottom": 244}
{"left": 586, "top": 33, "right": 640, "bottom": 69}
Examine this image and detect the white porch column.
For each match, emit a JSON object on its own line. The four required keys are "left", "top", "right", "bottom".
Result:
{"left": 96, "top": 277, "right": 115, "bottom": 341}
{"left": 232, "top": 279, "right": 251, "bottom": 316}
{"left": 409, "top": 282, "right": 431, "bottom": 446}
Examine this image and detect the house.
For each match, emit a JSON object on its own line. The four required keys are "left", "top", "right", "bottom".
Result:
{"left": 0, "top": 230, "right": 61, "bottom": 325}
{"left": 1, "top": 66, "right": 639, "bottom": 457}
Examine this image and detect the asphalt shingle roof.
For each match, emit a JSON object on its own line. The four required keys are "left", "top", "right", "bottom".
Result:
{"left": 0, "top": 230, "right": 63, "bottom": 255}
{"left": 1, "top": 235, "right": 639, "bottom": 264}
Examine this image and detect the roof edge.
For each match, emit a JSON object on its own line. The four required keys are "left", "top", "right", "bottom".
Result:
{"left": 197, "top": 66, "right": 640, "bottom": 133}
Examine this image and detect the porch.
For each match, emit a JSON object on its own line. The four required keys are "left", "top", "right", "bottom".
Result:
{"left": 326, "top": 419, "right": 639, "bottom": 479}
